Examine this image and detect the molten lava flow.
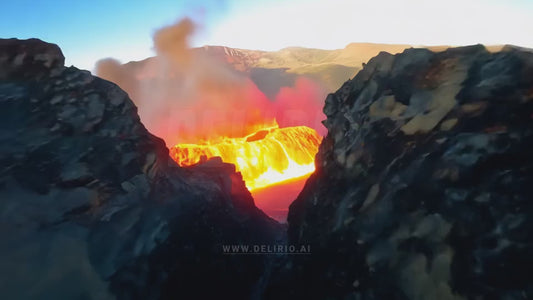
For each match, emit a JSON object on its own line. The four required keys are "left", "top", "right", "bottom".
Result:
{"left": 170, "top": 124, "right": 322, "bottom": 191}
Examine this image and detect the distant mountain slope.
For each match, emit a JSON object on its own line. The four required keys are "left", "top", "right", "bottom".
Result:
{"left": 121, "top": 43, "right": 415, "bottom": 96}
{"left": 256, "top": 43, "right": 411, "bottom": 69}
{"left": 116, "top": 43, "right": 526, "bottom": 98}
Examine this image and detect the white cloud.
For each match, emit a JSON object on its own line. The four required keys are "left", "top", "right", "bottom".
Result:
{"left": 207, "top": 0, "right": 533, "bottom": 50}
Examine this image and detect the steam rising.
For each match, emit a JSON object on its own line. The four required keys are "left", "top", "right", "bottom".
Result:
{"left": 153, "top": 18, "right": 194, "bottom": 66}
{"left": 96, "top": 18, "right": 326, "bottom": 146}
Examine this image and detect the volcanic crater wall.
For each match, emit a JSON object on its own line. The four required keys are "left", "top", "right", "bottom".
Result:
{"left": 0, "top": 38, "right": 282, "bottom": 300}
{"left": 280, "top": 45, "right": 533, "bottom": 299}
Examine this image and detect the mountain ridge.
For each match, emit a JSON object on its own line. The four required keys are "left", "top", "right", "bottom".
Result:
{"left": 117, "top": 43, "right": 520, "bottom": 97}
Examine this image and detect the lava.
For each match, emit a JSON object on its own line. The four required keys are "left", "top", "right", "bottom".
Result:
{"left": 170, "top": 122, "right": 322, "bottom": 191}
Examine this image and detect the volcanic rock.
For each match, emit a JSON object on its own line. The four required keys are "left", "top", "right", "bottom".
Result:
{"left": 276, "top": 45, "right": 533, "bottom": 299}
{"left": 0, "top": 39, "right": 282, "bottom": 300}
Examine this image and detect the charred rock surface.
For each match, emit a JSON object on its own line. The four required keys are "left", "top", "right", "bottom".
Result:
{"left": 0, "top": 39, "right": 282, "bottom": 300}
{"left": 277, "top": 45, "right": 533, "bottom": 299}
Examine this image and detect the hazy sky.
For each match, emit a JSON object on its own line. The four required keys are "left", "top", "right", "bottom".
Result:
{"left": 1, "top": 0, "right": 532, "bottom": 71}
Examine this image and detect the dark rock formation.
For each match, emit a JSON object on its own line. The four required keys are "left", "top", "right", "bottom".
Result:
{"left": 0, "top": 39, "right": 282, "bottom": 300}
{"left": 5, "top": 38, "right": 533, "bottom": 300}
{"left": 279, "top": 45, "right": 533, "bottom": 299}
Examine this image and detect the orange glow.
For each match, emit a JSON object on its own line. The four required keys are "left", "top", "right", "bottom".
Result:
{"left": 170, "top": 122, "right": 322, "bottom": 191}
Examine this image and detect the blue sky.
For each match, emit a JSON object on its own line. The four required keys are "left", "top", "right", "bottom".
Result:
{"left": 1, "top": 0, "right": 532, "bottom": 71}
{"left": 0, "top": 0, "right": 232, "bottom": 69}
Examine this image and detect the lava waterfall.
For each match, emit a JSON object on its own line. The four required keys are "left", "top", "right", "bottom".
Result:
{"left": 170, "top": 122, "right": 322, "bottom": 191}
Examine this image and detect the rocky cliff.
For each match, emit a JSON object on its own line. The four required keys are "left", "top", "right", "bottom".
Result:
{"left": 281, "top": 45, "right": 533, "bottom": 299}
{"left": 0, "top": 38, "right": 282, "bottom": 300}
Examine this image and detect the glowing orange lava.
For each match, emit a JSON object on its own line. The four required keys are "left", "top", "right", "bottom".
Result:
{"left": 170, "top": 123, "right": 322, "bottom": 191}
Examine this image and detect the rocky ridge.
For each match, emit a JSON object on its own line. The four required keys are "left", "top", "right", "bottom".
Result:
{"left": 0, "top": 38, "right": 282, "bottom": 300}
{"left": 280, "top": 45, "right": 533, "bottom": 299}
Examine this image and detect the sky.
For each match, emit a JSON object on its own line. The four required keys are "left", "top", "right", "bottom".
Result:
{"left": 1, "top": 0, "right": 532, "bottom": 71}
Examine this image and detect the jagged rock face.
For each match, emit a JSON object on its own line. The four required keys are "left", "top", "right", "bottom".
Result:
{"left": 0, "top": 39, "right": 282, "bottom": 300}
{"left": 284, "top": 45, "right": 533, "bottom": 299}
{"left": 0, "top": 38, "right": 64, "bottom": 80}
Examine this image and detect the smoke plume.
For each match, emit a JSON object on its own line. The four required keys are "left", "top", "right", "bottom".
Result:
{"left": 96, "top": 18, "right": 326, "bottom": 146}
